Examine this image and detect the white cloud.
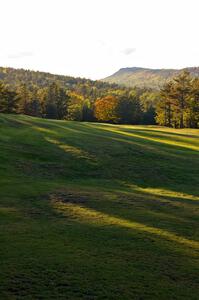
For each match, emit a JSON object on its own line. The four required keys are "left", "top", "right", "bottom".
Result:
{"left": 121, "top": 48, "right": 136, "bottom": 55}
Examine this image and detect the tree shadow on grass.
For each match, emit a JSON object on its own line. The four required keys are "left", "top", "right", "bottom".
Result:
{"left": 111, "top": 125, "right": 199, "bottom": 138}
{"left": 3, "top": 114, "right": 198, "bottom": 200}
{"left": 43, "top": 189, "right": 199, "bottom": 299}
{"left": 85, "top": 123, "right": 199, "bottom": 151}
{"left": 120, "top": 128, "right": 199, "bottom": 146}
{"left": 49, "top": 181, "right": 199, "bottom": 238}
{"left": 21, "top": 117, "right": 199, "bottom": 197}
{"left": 3, "top": 177, "right": 199, "bottom": 299}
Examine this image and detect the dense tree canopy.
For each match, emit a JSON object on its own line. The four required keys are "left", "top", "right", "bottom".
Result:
{"left": 0, "top": 67, "right": 198, "bottom": 128}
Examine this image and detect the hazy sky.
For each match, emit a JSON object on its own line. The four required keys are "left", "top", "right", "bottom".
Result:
{"left": 1, "top": 0, "right": 199, "bottom": 79}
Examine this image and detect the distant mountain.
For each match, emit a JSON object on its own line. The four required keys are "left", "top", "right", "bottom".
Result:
{"left": 103, "top": 67, "right": 199, "bottom": 89}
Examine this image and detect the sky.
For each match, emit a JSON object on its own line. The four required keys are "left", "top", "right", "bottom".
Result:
{"left": 0, "top": 0, "right": 199, "bottom": 80}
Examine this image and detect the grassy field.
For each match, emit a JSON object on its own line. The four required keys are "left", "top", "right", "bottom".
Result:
{"left": 0, "top": 114, "right": 199, "bottom": 299}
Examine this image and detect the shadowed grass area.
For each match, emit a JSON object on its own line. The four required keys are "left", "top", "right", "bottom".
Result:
{"left": 0, "top": 114, "right": 199, "bottom": 299}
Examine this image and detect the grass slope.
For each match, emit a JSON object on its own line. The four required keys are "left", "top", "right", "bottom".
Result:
{"left": 0, "top": 114, "right": 199, "bottom": 299}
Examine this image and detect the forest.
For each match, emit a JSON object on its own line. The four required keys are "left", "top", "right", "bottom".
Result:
{"left": 0, "top": 67, "right": 198, "bottom": 128}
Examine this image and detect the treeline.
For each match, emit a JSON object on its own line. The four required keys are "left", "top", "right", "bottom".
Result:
{"left": 0, "top": 81, "right": 157, "bottom": 124}
{"left": 0, "top": 67, "right": 198, "bottom": 127}
{"left": 0, "top": 67, "right": 158, "bottom": 124}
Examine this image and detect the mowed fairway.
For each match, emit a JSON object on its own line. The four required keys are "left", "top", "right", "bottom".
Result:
{"left": 0, "top": 114, "right": 199, "bottom": 299}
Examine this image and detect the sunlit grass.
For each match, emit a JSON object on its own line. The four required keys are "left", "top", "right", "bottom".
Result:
{"left": 32, "top": 126, "right": 56, "bottom": 134}
{"left": 90, "top": 124, "right": 199, "bottom": 151}
{"left": 133, "top": 186, "right": 199, "bottom": 201}
{"left": 52, "top": 200, "right": 199, "bottom": 250}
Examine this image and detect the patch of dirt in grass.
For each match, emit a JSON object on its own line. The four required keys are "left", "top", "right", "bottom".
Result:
{"left": 51, "top": 191, "right": 89, "bottom": 205}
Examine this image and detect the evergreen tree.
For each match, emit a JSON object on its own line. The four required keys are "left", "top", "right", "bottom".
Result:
{"left": 17, "top": 84, "right": 31, "bottom": 114}
{"left": 37, "top": 87, "right": 48, "bottom": 117}
{"left": 56, "top": 87, "right": 70, "bottom": 120}
{"left": 118, "top": 92, "right": 142, "bottom": 124}
{"left": 140, "top": 91, "right": 158, "bottom": 125}
{"left": 186, "top": 78, "right": 199, "bottom": 128}
{"left": 45, "top": 82, "right": 58, "bottom": 119}
{"left": 171, "top": 71, "right": 191, "bottom": 128}
{"left": 28, "top": 89, "right": 42, "bottom": 117}
{"left": 156, "top": 82, "right": 174, "bottom": 127}
{"left": 0, "top": 82, "right": 18, "bottom": 113}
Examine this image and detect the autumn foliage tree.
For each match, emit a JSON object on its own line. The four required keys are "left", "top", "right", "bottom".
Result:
{"left": 94, "top": 96, "right": 120, "bottom": 123}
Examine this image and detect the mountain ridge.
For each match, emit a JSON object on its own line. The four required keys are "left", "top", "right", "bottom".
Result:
{"left": 103, "top": 66, "right": 199, "bottom": 89}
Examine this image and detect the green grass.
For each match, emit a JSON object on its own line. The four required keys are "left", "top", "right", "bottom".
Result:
{"left": 0, "top": 114, "right": 199, "bottom": 299}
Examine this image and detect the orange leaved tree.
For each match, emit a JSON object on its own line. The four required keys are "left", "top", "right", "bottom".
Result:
{"left": 94, "top": 95, "right": 120, "bottom": 123}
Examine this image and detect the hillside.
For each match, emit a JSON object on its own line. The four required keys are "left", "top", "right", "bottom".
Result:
{"left": 103, "top": 66, "right": 199, "bottom": 88}
{"left": 0, "top": 66, "right": 111, "bottom": 88}
{"left": 0, "top": 66, "right": 119, "bottom": 98}
{"left": 0, "top": 114, "right": 199, "bottom": 299}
